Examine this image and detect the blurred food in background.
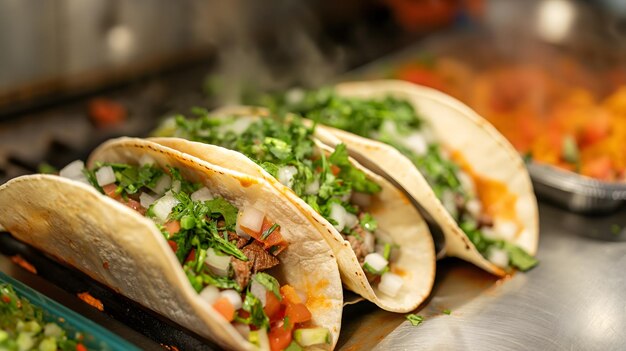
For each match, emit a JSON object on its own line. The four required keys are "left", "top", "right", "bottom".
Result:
{"left": 393, "top": 56, "right": 626, "bottom": 182}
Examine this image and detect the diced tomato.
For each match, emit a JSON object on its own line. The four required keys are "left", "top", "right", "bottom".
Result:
{"left": 88, "top": 98, "right": 127, "bottom": 128}
{"left": 580, "top": 113, "right": 610, "bottom": 147}
{"left": 285, "top": 303, "right": 312, "bottom": 324}
{"left": 102, "top": 184, "right": 119, "bottom": 199}
{"left": 1, "top": 295, "right": 11, "bottom": 303}
{"left": 76, "top": 344, "right": 87, "bottom": 351}
{"left": 330, "top": 165, "right": 341, "bottom": 176}
{"left": 167, "top": 240, "right": 178, "bottom": 253}
{"left": 185, "top": 248, "right": 196, "bottom": 263}
{"left": 280, "top": 285, "right": 302, "bottom": 305}
{"left": 264, "top": 290, "right": 281, "bottom": 320}
{"left": 164, "top": 220, "right": 181, "bottom": 235}
{"left": 243, "top": 218, "right": 289, "bottom": 254}
{"left": 212, "top": 297, "right": 235, "bottom": 322}
{"left": 268, "top": 319, "right": 293, "bottom": 351}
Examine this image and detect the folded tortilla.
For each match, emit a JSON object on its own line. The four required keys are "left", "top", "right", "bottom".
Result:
{"left": 151, "top": 109, "right": 436, "bottom": 313}
{"left": 309, "top": 80, "right": 539, "bottom": 277}
{"left": 0, "top": 138, "right": 343, "bottom": 350}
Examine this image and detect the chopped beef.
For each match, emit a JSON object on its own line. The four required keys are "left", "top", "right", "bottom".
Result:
{"left": 242, "top": 241, "right": 280, "bottom": 272}
{"left": 227, "top": 231, "right": 250, "bottom": 249}
{"left": 478, "top": 214, "right": 494, "bottom": 228}
{"left": 231, "top": 257, "right": 253, "bottom": 288}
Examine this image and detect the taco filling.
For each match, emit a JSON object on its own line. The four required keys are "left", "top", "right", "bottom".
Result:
{"left": 256, "top": 89, "right": 538, "bottom": 272}
{"left": 155, "top": 112, "right": 405, "bottom": 297}
{"left": 58, "top": 159, "right": 331, "bottom": 350}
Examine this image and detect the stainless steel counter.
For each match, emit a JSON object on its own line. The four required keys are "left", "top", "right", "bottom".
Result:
{"left": 1, "top": 202, "right": 625, "bottom": 350}
{"left": 338, "top": 202, "right": 626, "bottom": 350}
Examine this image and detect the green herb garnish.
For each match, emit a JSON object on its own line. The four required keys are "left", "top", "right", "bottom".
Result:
{"left": 406, "top": 314, "right": 424, "bottom": 326}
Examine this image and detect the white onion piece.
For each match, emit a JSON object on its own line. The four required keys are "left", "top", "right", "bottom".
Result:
{"left": 217, "top": 118, "right": 253, "bottom": 135}
{"left": 139, "top": 192, "right": 157, "bottom": 208}
{"left": 488, "top": 248, "right": 509, "bottom": 267}
{"left": 220, "top": 290, "right": 242, "bottom": 310}
{"left": 233, "top": 323, "right": 250, "bottom": 339}
{"left": 329, "top": 203, "right": 347, "bottom": 232}
{"left": 305, "top": 178, "right": 320, "bottom": 195}
{"left": 481, "top": 227, "right": 498, "bottom": 241}
{"left": 344, "top": 212, "right": 358, "bottom": 230}
{"left": 250, "top": 280, "right": 268, "bottom": 307}
{"left": 380, "top": 120, "right": 399, "bottom": 138}
{"left": 238, "top": 206, "right": 265, "bottom": 234}
{"left": 378, "top": 272, "right": 403, "bottom": 297}
{"left": 351, "top": 192, "right": 371, "bottom": 208}
{"left": 466, "top": 199, "right": 482, "bottom": 218}
{"left": 191, "top": 187, "right": 213, "bottom": 202}
{"left": 495, "top": 220, "right": 518, "bottom": 241}
{"left": 402, "top": 132, "right": 428, "bottom": 156}
{"left": 95, "top": 166, "right": 116, "bottom": 186}
{"left": 286, "top": 88, "right": 305, "bottom": 104}
{"left": 254, "top": 327, "right": 270, "bottom": 351}
{"left": 59, "top": 160, "right": 85, "bottom": 179}
{"left": 171, "top": 180, "right": 181, "bottom": 193}
{"left": 139, "top": 154, "right": 155, "bottom": 166}
{"left": 152, "top": 175, "right": 172, "bottom": 195}
{"left": 363, "top": 232, "right": 375, "bottom": 253}
{"left": 364, "top": 253, "right": 388, "bottom": 272}
{"left": 152, "top": 192, "right": 179, "bottom": 222}
{"left": 457, "top": 171, "right": 476, "bottom": 196}
{"left": 441, "top": 190, "right": 457, "bottom": 218}
{"left": 199, "top": 285, "right": 220, "bottom": 304}
{"left": 205, "top": 248, "right": 231, "bottom": 277}
{"left": 277, "top": 166, "right": 298, "bottom": 188}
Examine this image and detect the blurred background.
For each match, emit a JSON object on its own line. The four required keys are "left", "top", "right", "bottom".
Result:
{"left": 0, "top": 0, "right": 625, "bottom": 187}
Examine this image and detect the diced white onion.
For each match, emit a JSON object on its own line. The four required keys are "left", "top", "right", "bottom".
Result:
{"left": 286, "top": 88, "right": 305, "bottom": 104}
{"left": 191, "top": 187, "right": 213, "bottom": 202}
{"left": 402, "top": 132, "right": 428, "bottom": 156}
{"left": 457, "top": 171, "right": 476, "bottom": 196}
{"left": 363, "top": 231, "right": 375, "bottom": 253}
{"left": 380, "top": 120, "right": 399, "bottom": 138}
{"left": 95, "top": 166, "right": 116, "bottom": 186}
{"left": 277, "top": 166, "right": 298, "bottom": 188}
{"left": 378, "top": 272, "right": 403, "bottom": 297}
{"left": 139, "top": 192, "right": 157, "bottom": 208}
{"left": 139, "top": 154, "right": 155, "bottom": 166}
{"left": 481, "top": 227, "right": 498, "bottom": 241}
{"left": 344, "top": 212, "right": 358, "bottom": 230}
{"left": 59, "top": 160, "right": 85, "bottom": 179}
{"left": 217, "top": 118, "right": 253, "bottom": 135}
{"left": 235, "top": 221, "right": 251, "bottom": 239}
{"left": 152, "top": 192, "right": 179, "bottom": 222}
{"left": 329, "top": 203, "right": 347, "bottom": 232}
{"left": 237, "top": 206, "right": 264, "bottom": 233}
{"left": 220, "top": 290, "right": 242, "bottom": 310}
{"left": 253, "top": 327, "right": 270, "bottom": 351}
{"left": 205, "top": 248, "right": 231, "bottom": 277}
{"left": 466, "top": 199, "right": 482, "bottom": 218}
{"left": 233, "top": 323, "right": 250, "bottom": 339}
{"left": 250, "top": 280, "right": 267, "bottom": 307}
{"left": 152, "top": 175, "right": 172, "bottom": 195}
{"left": 171, "top": 180, "right": 181, "bottom": 193}
{"left": 488, "top": 247, "right": 509, "bottom": 268}
{"left": 495, "top": 219, "right": 518, "bottom": 241}
{"left": 199, "top": 285, "right": 220, "bottom": 304}
{"left": 351, "top": 192, "right": 371, "bottom": 208}
{"left": 305, "top": 178, "right": 320, "bottom": 195}
{"left": 364, "top": 253, "right": 388, "bottom": 272}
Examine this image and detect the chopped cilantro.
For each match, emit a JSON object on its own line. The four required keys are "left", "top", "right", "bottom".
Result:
{"left": 253, "top": 273, "right": 281, "bottom": 300}
{"left": 237, "top": 293, "right": 269, "bottom": 329}
{"left": 406, "top": 314, "right": 424, "bottom": 326}
{"left": 443, "top": 309, "right": 451, "bottom": 315}
{"left": 261, "top": 224, "right": 280, "bottom": 240}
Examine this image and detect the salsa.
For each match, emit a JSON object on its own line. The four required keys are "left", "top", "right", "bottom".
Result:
{"left": 0, "top": 284, "right": 88, "bottom": 351}
{"left": 58, "top": 160, "right": 331, "bottom": 350}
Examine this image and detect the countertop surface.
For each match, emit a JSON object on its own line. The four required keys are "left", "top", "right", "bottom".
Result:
{"left": 2, "top": 201, "right": 625, "bottom": 350}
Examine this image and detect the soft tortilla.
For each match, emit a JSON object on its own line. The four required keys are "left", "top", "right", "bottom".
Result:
{"left": 151, "top": 111, "right": 436, "bottom": 313}
{"left": 0, "top": 138, "right": 343, "bottom": 350}
{"left": 313, "top": 80, "right": 539, "bottom": 277}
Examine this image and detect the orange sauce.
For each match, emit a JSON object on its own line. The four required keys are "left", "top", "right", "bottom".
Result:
{"left": 305, "top": 279, "right": 331, "bottom": 310}
{"left": 238, "top": 177, "right": 257, "bottom": 187}
{"left": 450, "top": 151, "right": 519, "bottom": 223}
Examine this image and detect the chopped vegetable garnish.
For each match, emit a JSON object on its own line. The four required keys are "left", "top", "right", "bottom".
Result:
{"left": 406, "top": 314, "right": 424, "bottom": 326}
{"left": 443, "top": 309, "right": 451, "bottom": 315}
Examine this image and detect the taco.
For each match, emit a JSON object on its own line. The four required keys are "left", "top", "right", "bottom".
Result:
{"left": 152, "top": 109, "right": 436, "bottom": 312}
{"left": 256, "top": 80, "right": 539, "bottom": 277}
{"left": 0, "top": 138, "right": 343, "bottom": 351}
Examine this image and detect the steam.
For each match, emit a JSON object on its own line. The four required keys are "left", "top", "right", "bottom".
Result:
{"left": 199, "top": 0, "right": 345, "bottom": 104}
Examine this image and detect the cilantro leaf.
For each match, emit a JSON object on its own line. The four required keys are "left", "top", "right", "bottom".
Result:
{"left": 237, "top": 293, "right": 269, "bottom": 329}
{"left": 406, "top": 314, "right": 424, "bottom": 326}
{"left": 253, "top": 273, "right": 281, "bottom": 300}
